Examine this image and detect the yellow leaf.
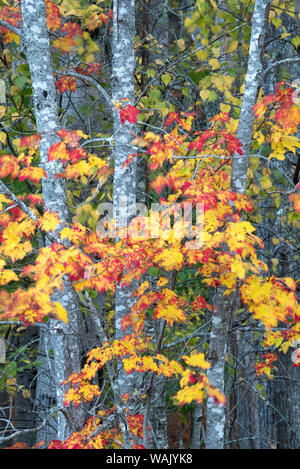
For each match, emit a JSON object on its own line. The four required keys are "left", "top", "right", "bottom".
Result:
{"left": 0, "top": 269, "right": 19, "bottom": 286}
{"left": 22, "top": 389, "right": 31, "bottom": 399}
{"left": 153, "top": 247, "right": 184, "bottom": 271}
{"left": 177, "top": 39, "right": 185, "bottom": 51}
{"left": 220, "top": 103, "right": 231, "bottom": 113}
{"left": 271, "top": 258, "right": 278, "bottom": 270}
{"left": 0, "top": 106, "right": 6, "bottom": 118}
{"left": 182, "top": 352, "right": 211, "bottom": 369}
{"left": 211, "top": 76, "right": 224, "bottom": 91}
{"left": 38, "top": 210, "right": 61, "bottom": 232}
{"left": 136, "top": 281, "right": 149, "bottom": 297}
{"left": 281, "top": 31, "right": 290, "bottom": 39}
{"left": 261, "top": 175, "right": 272, "bottom": 189}
{"left": 0, "top": 193, "right": 11, "bottom": 210}
{"left": 209, "top": 58, "right": 220, "bottom": 70}
{"left": 6, "top": 377, "right": 17, "bottom": 395}
{"left": 200, "top": 89, "right": 210, "bottom": 101}
{"left": 161, "top": 74, "right": 172, "bottom": 86}
{"left": 196, "top": 49, "right": 207, "bottom": 61}
{"left": 227, "top": 39, "right": 238, "bottom": 53}
{"left": 54, "top": 302, "right": 69, "bottom": 323}
{"left": 157, "top": 276, "right": 169, "bottom": 287}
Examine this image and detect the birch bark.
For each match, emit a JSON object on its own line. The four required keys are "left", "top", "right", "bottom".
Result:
{"left": 21, "top": 0, "right": 86, "bottom": 441}
{"left": 111, "top": 0, "right": 143, "bottom": 448}
{"left": 230, "top": 0, "right": 270, "bottom": 194}
{"left": 205, "top": 0, "right": 270, "bottom": 449}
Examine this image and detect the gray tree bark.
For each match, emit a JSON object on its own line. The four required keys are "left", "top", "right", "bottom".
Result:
{"left": 205, "top": 0, "right": 270, "bottom": 449}
{"left": 111, "top": 0, "right": 143, "bottom": 448}
{"left": 230, "top": 0, "right": 271, "bottom": 194}
{"left": 205, "top": 289, "right": 232, "bottom": 448}
{"left": 21, "top": 0, "right": 86, "bottom": 442}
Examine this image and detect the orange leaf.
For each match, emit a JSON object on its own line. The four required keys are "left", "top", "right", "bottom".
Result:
{"left": 37, "top": 210, "right": 61, "bottom": 232}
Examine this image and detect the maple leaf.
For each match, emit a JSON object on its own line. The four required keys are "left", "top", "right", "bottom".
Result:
{"left": 0, "top": 193, "right": 11, "bottom": 211}
{"left": 147, "top": 140, "right": 173, "bottom": 170}
{"left": 26, "top": 194, "right": 44, "bottom": 206}
{"left": 18, "top": 167, "right": 47, "bottom": 184}
{"left": 119, "top": 104, "right": 140, "bottom": 124}
{"left": 48, "top": 141, "right": 70, "bottom": 164}
{"left": 173, "top": 382, "right": 205, "bottom": 405}
{"left": 37, "top": 210, "right": 61, "bottom": 232}
{"left": 127, "top": 413, "right": 144, "bottom": 439}
{"left": 164, "top": 112, "right": 179, "bottom": 127}
{"left": 0, "top": 6, "right": 21, "bottom": 41}
{"left": 53, "top": 35, "right": 76, "bottom": 54}
{"left": 0, "top": 154, "right": 20, "bottom": 180}
{"left": 150, "top": 173, "right": 181, "bottom": 195}
{"left": 2, "top": 442, "right": 27, "bottom": 450}
{"left": 56, "top": 159, "right": 92, "bottom": 180}
{"left": 0, "top": 268, "right": 19, "bottom": 286}
{"left": 157, "top": 276, "right": 168, "bottom": 287}
{"left": 20, "top": 133, "right": 41, "bottom": 149}
{"left": 153, "top": 246, "right": 184, "bottom": 271}
{"left": 289, "top": 193, "right": 300, "bottom": 214}
{"left": 55, "top": 76, "right": 76, "bottom": 94}
{"left": 57, "top": 129, "right": 88, "bottom": 148}
{"left": 69, "top": 147, "right": 87, "bottom": 164}
{"left": 182, "top": 353, "right": 211, "bottom": 370}
{"left": 135, "top": 281, "right": 150, "bottom": 297}
{"left": 255, "top": 353, "right": 278, "bottom": 378}
{"left": 60, "top": 222, "right": 87, "bottom": 244}
{"left": 53, "top": 302, "right": 69, "bottom": 323}
{"left": 87, "top": 62, "right": 101, "bottom": 74}
{"left": 46, "top": 0, "right": 62, "bottom": 32}
{"left": 190, "top": 295, "right": 209, "bottom": 311}
{"left": 154, "top": 301, "right": 186, "bottom": 325}
{"left": 150, "top": 175, "right": 166, "bottom": 195}
{"left": 63, "top": 381, "right": 100, "bottom": 408}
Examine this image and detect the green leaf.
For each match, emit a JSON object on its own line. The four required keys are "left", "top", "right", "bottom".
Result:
{"left": 292, "top": 36, "right": 300, "bottom": 49}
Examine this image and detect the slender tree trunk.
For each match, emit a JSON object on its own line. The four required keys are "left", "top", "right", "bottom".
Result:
{"left": 21, "top": 0, "right": 86, "bottom": 442}
{"left": 229, "top": 0, "right": 270, "bottom": 449}
{"left": 230, "top": 0, "right": 270, "bottom": 194}
{"left": 205, "top": 0, "right": 270, "bottom": 449}
{"left": 136, "top": 0, "right": 170, "bottom": 449}
{"left": 111, "top": 0, "right": 143, "bottom": 448}
{"left": 205, "top": 289, "right": 231, "bottom": 448}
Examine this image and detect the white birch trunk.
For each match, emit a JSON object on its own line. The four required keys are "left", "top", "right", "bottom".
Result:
{"left": 205, "top": 290, "right": 231, "bottom": 448}
{"left": 230, "top": 0, "right": 270, "bottom": 194}
{"left": 21, "top": 0, "right": 86, "bottom": 441}
{"left": 111, "top": 0, "right": 143, "bottom": 448}
{"left": 206, "top": 1, "right": 270, "bottom": 449}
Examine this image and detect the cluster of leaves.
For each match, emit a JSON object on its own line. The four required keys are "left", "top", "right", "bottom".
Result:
{"left": 0, "top": 92, "right": 300, "bottom": 445}
{"left": 0, "top": 0, "right": 300, "bottom": 449}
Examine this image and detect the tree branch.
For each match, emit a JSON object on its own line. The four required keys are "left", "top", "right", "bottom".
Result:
{"left": 56, "top": 70, "right": 113, "bottom": 112}
{"left": 261, "top": 57, "right": 300, "bottom": 82}
{"left": 0, "top": 180, "right": 38, "bottom": 222}
{"left": 0, "top": 19, "right": 20, "bottom": 37}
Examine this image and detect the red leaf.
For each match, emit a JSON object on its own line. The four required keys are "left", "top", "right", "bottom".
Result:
{"left": 119, "top": 104, "right": 140, "bottom": 124}
{"left": 0, "top": 154, "right": 20, "bottom": 180}
{"left": 20, "top": 134, "right": 41, "bottom": 149}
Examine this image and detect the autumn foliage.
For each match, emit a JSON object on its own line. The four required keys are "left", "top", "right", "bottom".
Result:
{"left": 0, "top": 0, "right": 299, "bottom": 451}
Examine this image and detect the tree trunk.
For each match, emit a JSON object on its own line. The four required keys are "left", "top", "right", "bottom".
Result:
{"left": 230, "top": 0, "right": 270, "bottom": 194}
{"left": 21, "top": 0, "right": 86, "bottom": 441}
{"left": 205, "top": 0, "right": 270, "bottom": 449}
{"left": 111, "top": 0, "right": 143, "bottom": 448}
{"left": 205, "top": 288, "right": 231, "bottom": 448}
